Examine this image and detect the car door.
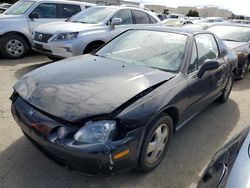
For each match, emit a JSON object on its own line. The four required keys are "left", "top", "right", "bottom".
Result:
{"left": 27, "top": 3, "right": 61, "bottom": 35}
{"left": 181, "top": 34, "right": 226, "bottom": 121}
{"left": 106, "top": 9, "right": 135, "bottom": 41}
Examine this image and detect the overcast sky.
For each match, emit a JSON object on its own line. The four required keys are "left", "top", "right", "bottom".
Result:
{"left": 128, "top": 0, "right": 249, "bottom": 16}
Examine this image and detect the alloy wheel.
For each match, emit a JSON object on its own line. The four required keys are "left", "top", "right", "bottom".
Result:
{"left": 6, "top": 39, "right": 24, "bottom": 57}
{"left": 146, "top": 124, "right": 169, "bottom": 164}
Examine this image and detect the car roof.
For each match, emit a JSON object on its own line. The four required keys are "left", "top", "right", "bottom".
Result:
{"left": 95, "top": 5, "right": 152, "bottom": 13}
{"left": 25, "top": 0, "right": 95, "bottom": 6}
{"left": 126, "top": 26, "right": 213, "bottom": 36}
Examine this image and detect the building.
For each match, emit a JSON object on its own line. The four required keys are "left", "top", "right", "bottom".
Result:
{"left": 145, "top": 4, "right": 233, "bottom": 19}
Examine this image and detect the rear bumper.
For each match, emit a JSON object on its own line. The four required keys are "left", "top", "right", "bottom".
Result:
{"left": 11, "top": 96, "right": 142, "bottom": 176}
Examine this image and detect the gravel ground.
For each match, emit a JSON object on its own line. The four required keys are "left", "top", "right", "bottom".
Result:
{"left": 0, "top": 53, "right": 250, "bottom": 188}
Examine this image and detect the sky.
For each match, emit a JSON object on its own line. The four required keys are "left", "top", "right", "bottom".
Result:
{"left": 127, "top": 0, "right": 250, "bottom": 16}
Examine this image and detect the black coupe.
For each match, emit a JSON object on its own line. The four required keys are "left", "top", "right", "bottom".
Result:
{"left": 11, "top": 27, "right": 237, "bottom": 176}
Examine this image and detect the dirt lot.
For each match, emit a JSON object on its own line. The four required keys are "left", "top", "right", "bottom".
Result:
{"left": 0, "top": 53, "right": 250, "bottom": 188}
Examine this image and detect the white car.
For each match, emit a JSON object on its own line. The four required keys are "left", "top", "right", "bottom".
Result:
{"left": 0, "top": 0, "right": 95, "bottom": 59}
{"left": 33, "top": 5, "right": 162, "bottom": 60}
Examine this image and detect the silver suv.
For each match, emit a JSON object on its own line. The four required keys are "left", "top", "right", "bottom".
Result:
{"left": 0, "top": 0, "right": 95, "bottom": 59}
{"left": 33, "top": 5, "right": 162, "bottom": 60}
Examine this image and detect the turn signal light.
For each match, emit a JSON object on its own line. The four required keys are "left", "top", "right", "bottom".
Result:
{"left": 113, "top": 149, "right": 130, "bottom": 160}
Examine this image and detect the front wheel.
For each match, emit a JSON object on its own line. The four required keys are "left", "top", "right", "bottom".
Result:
{"left": 0, "top": 34, "right": 29, "bottom": 59}
{"left": 217, "top": 73, "right": 234, "bottom": 103}
{"left": 139, "top": 113, "right": 173, "bottom": 172}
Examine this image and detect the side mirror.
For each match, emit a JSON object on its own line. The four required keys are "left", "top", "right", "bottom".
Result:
{"left": 198, "top": 60, "right": 220, "bottom": 78}
{"left": 110, "top": 18, "right": 122, "bottom": 29}
{"left": 220, "top": 49, "right": 228, "bottom": 57}
{"left": 29, "top": 12, "right": 39, "bottom": 19}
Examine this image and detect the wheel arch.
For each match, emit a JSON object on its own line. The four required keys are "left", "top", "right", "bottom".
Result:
{"left": 162, "top": 106, "right": 179, "bottom": 132}
{"left": 1, "top": 31, "right": 31, "bottom": 48}
{"left": 145, "top": 106, "right": 179, "bottom": 133}
{"left": 83, "top": 40, "right": 105, "bottom": 54}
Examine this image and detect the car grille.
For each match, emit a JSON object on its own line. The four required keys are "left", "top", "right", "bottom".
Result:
{"left": 34, "top": 32, "right": 53, "bottom": 43}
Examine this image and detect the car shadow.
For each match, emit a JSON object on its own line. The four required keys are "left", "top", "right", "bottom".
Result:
{"left": 232, "top": 72, "right": 250, "bottom": 91}
{"left": 0, "top": 99, "right": 239, "bottom": 188}
{"left": 0, "top": 52, "right": 50, "bottom": 66}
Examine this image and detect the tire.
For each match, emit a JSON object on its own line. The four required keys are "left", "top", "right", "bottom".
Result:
{"left": 48, "top": 56, "right": 61, "bottom": 62}
{"left": 139, "top": 113, "right": 173, "bottom": 172}
{"left": 83, "top": 42, "right": 104, "bottom": 54}
{"left": 217, "top": 72, "right": 234, "bottom": 103}
{"left": 0, "top": 34, "right": 29, "bottom": 59}
{"left": 238, "top": 60, "right": 249, "bottom": 80}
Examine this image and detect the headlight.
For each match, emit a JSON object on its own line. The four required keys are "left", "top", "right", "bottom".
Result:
{"left": 74, "top": 120, "right": 116, "bottom": 144}
{"left": 53, "top": 32, "right": 79, "bottom": 41}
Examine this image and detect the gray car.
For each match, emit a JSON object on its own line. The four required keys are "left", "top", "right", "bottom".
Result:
{"left": 0, "top": 0, "right": 95, "bottom": 59}
{"left": 32, "top": 5, "right": 162, "bottom": 60}
{"left": 198, "top": 127, "right": 250, "bottom": 188}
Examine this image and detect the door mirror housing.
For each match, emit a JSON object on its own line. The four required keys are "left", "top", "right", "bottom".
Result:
{"left": 29, "top": 12, "right": 39, "bottom": 19}
{"left": 198, "top": 60, "right": 220, "bottom": 78}
{"left": 110, "top": 18, "right": 122, "bottom": 29}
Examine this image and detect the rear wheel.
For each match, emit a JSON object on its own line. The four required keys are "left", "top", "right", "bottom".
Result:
{"left": 139, "top": 113, "right": 173, "bottom": 172}
{"left": 217, "top": 72, "right": 234, "bottom": 103}
{"left": 0, "top": 34, "right": 29, "bottom": 59}
{"left": 238, "top": 60, "right": 249, "bottom": 80}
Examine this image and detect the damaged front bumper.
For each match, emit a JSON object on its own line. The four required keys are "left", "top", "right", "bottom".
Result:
{"left": 11, "top": 96, "right": 143, "bottom": 176}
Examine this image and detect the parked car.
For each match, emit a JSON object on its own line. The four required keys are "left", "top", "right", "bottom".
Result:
{"left": 0, "top": 3, "right": 12, "bottom": 14}
{"left": 11, "top": 27, "right": 237, "bottom": 176}
{"left": 198, "top": 127, "right": 250, "bottom": 188}
{"left": 207, "top": 24, "right": 250, "bottom": 79}
{"left": 0, "top": 0, "right": 95, "bottom": 59}
{"left": 205, "top": 17, "right": 224, "bottom": 23}
{"left": 228, "top": 19, "right": 250, "bottom": 24}
{"left": 163, "top": 19, "right": 193, "bottom": 27}
{"left": 32, "top": 5, "right": 162, "bottom": 60}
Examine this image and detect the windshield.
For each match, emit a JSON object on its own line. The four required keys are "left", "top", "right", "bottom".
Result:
{"left": 4, "top": 1, "right": 34, "bottom": 15}
{"left": 68, "top": 7, "right": 114, "bottom": 24}
{"left": 96, "top": 30, "right": 188, "bottom": 72}
{"left": 208, "top": 25, "right": 250, "bottom": 42}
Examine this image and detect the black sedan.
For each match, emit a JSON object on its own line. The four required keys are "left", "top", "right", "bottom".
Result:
{"left": 198, "top": 127, "right": 250, "bottom": 188}
{"left": 11, "top": 27, "right": 237, "bottom": 176}
{"left": 207, "top": 24, "right": 250, "bottom": 80}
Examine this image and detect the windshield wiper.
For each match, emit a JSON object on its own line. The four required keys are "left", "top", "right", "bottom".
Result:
{"left": 70, "top": 21, "right": 88, "bottom": 24}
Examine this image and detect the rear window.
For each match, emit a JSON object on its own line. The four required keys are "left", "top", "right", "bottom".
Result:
{"left": 133, "top": 10, "right": 151, "bottom": 24}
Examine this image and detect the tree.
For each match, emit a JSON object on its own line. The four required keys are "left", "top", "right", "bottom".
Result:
{"left": 186, "top": 9, "right": 199, "bottom": 17}
{"left": 163, "top": 9, "right": 169, "bottom": 15}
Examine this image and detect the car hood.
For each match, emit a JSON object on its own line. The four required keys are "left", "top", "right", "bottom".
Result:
{"left": 36, "top": 21, "right": 102, "bottom": 34}
{"left": 0, "top": 14, "right": 22, "bottom": 19}
{"left": 14, "top": 55, "right": 175, "bottom": 122}
{"left": 223, "top": 41, "right": 248, "bottom": 51}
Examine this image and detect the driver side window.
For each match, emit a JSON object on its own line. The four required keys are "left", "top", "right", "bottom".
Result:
{"left": 112, "top": 10, "right": 133, "bottom": 25}
{"left": 195, "top": 34, "right": 219, "bottom": 67}
{"left": 31, "top": 3, "right": 58, "bottom": 19}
